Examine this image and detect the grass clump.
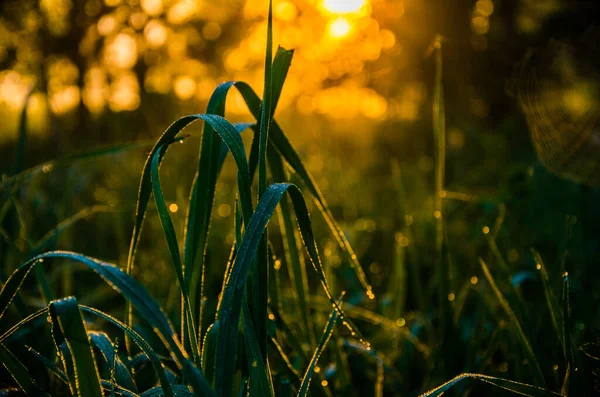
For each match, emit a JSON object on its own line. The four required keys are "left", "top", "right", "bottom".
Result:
{"left": 0, "top": 1, "right": 597, "bottom": 396}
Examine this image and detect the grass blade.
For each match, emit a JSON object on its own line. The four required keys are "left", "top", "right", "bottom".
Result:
{"left": 268, "top": 148, "right": 313, "bottom": 347}
{"left": 420, "top": 373, "right": 561, "bottom": 397}
{"left": 48, "top": 297, "right": 103, "bottom": 397}
{"left": 298, "top": 304, "right": 339, "bottom": 397}
{"left": 151, "top": 144, "right": 198, "bottom": 362}
{"left": 0, "top": 139, "right": 156, "bottom": 194}
{"left": 0, "top": 342, "right": 48, "bottom": 395}
{"left": 89, "top": 332, "right": 137, "bottom": 393}
{"left": 10, "top": 87, "right": 33, "bottom": 175}
{"left": 234, "top": 81, "right": 373, "bottom": 297}
{"left": 215, "top": 183, "right": 367, "bottom": 397}
{"left": 0, "top": 251, "right": 187, "bottom": 367}
{"left": 79, "top": 305, "right": 176, "bottom": 397}
{"left": 242, "top": 298, "right": 275, "bottom": 397}
{"left": 531, "top": 249, "right": 562, "bottom": 348}
{"left": 479, "top": 258, "right": 546, "bottom": 387}
{"left": 201, "top": 321, "right": 219, "bottom": 387}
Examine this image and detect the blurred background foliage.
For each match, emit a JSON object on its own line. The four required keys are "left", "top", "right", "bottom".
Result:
{"left": 1, "top": 0, "right": 600, "bottom": 394}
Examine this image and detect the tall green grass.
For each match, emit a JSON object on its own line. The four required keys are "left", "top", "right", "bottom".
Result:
{"left": 0, "top": 1, "right": 593, "bottom": 396}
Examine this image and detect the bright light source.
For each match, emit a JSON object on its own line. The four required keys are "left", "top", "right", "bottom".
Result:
{"left": 328, "top": 17, "right": 352, "bottom": 38}
{"left": 322, "top": 0, "right": 366, "bottom": 14}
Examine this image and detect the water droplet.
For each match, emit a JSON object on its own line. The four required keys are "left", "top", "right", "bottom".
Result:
{"left": 563, "top": 271, "right": 569, "bottom": 277}
{"left": 536, "top": 264, "right": 541, "bottom": 270}
{"left": 252, "top": 361, "right": 257, "bottom": 367}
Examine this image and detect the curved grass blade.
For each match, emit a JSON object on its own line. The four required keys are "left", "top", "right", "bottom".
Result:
{"left": 479, "top": 258, "right": 546, "bottom": 387}
{"left": 215, "top": 183, "right": 367, "bottom": 397}
{"left": 0, "top": 342, "right": 48, "bottom": 396}
{"left": 184, "top": 81, "right": 235, "bottom": 347}
{"left": 233, "top": 81, "right": 372, "bottom": 297}
{"left": 125, "top": 114, "right": 254, "bottom": 357}
{"left": 298, "top": 304, "right": 340, "bottom": 397}
{"left": 48, "top": 297, "right": 103, "bottom": 397}
{"left": 419, "top": 373, "right": 561, "bottom": 397}
{"left": 78, "top": 305, "right": 176, "bottom": 397}
{"left": 268, "top": 149, "right": 313, "bottom": 347}
{"left": 89, "top": 332, "right": 137, "bottom": 393}
{"left": 128, "top": 113, "right": 253, "bottom": 275}
{"left": 151, "top": 145, "right": 198, "bottom": 362}
{"left": 0, "top": 251, "right": 186, "bottom": 367}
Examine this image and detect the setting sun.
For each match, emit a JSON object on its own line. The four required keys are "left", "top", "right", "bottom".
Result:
{"left": 322, "top": 0, "right": 366, "bottom": 14}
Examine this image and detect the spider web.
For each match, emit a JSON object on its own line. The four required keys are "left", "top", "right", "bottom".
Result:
{"left": 514, "top": 31, "right": 600, "bottom": 186}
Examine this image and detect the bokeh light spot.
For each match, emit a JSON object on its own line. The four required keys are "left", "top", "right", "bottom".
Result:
{"left": 328, "top": 17, "right": 353, "bottom": 38}
{"left": 174, "top": 75, "right": 196, "bottom": 100}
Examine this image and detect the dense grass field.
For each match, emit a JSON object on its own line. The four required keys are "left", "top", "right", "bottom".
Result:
{"left": 1, "top": 1, "right": 599, "bottom": 396}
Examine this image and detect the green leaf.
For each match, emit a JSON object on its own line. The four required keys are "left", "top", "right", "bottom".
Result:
{"left": 48, "top": 297, "right": 103, "bottom": 397}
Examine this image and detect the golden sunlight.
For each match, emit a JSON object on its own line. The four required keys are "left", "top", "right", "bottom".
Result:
{"left": 322, "top": 0, "right": 367, "bottom": 15}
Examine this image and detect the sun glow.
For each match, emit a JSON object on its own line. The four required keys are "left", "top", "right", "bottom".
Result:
{"left": 322, "top": 0, "right": 366, "bottom": 14}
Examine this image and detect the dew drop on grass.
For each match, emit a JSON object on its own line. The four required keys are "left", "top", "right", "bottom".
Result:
{"left": 252, "top": 361, "right": 257, "bottom": 367}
